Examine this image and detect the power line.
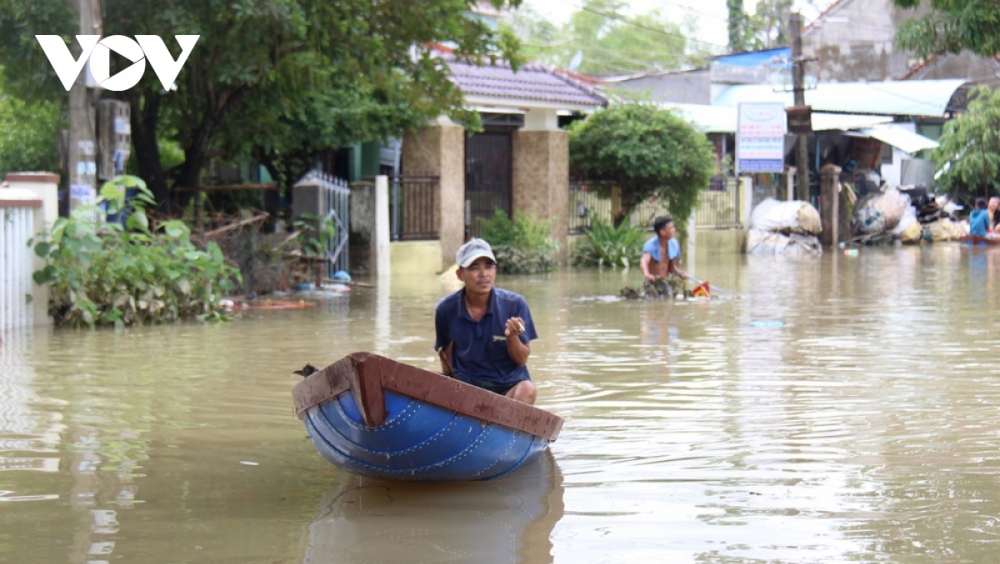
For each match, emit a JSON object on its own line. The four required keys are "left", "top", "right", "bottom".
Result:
{"left": 556, "top": 0, "right": 727, "bottom": 49}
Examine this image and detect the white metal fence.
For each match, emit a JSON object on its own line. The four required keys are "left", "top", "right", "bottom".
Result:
{"left": 1, "top": 204, "right": 37, "bottom": 330}
{"left": 297, "top": 170, "right": 351, "bottom": 278}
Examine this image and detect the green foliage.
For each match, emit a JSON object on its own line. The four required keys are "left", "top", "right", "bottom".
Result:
{"left": 479, "top": 210, "right": 560, "bottom": 274}
{"left": 0, "top": 66, "right": 62, "bottom": 176}
{"left": 933, "top": 86, "right": 1000, "bottom": 199}
{"left": 505, "top": 0, "right": 708, "bottom": 75}
{"left": 572, "top": 216, "right": 647, "bottom": 268}
{"left": 292, "top": 212, "right": 337, "bottom": 256}
{"left": 32, "top": 175, "right": 241, "bottom": 328}
{"left": 893, "top": 0, "right": 1000, "bottom": 59}
{"left": 568, "top": 102, "right": 716, "bottom": 235}
{"left": 728, "top": 0, "right": 798, "bottom": 52}
{"left": 0, "top": 0, "right": 524, "bottom": 203}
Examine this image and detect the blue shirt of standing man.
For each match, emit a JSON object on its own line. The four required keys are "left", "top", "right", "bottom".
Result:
{"left": 640, "top": 216, "right": 685, "bottom": 282}
{"left": 434, "top": 238, "right": 538, "bottom": 405}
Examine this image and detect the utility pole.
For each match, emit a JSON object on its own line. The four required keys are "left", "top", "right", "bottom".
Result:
{"left": 789, "top": 12, "right": 810, "bottom": 202}
{"left": 67, "top": 0, "right": 101, "bottom": 213}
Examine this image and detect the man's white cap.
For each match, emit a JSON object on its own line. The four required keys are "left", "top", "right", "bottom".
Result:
{"left": 456, "top": 238, "right": 497, "bottom": 268}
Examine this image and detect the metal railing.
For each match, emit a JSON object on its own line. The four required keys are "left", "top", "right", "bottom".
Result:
{"left": 298, "top": 170, "right": 350, "bottom": 277}
{"left": 694, "top": 177, "right": 741, "bottom": 229}
{"left": 1, "top": 204, "right": 36, "bottom": 329}
{"left": 391, "top": 175, "right": 439, "bottom": 241}
{"left": 569, "top": 179, "right": 743, "bottom": 232}
{"left": 568, "top": 181, "right": 615, "bottom": 233}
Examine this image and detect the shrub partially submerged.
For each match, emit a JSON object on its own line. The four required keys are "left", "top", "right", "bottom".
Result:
{"left": 32, "top": 177, "right": 240, "bottom": 327}
{"left": 479, "top": 210, "right": 560, "bottom": 274}
{"left": 572, "top": 217, "right": 647, "bottom": 268}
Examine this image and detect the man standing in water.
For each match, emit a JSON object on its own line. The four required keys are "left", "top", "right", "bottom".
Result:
{"left": 435, "top": 238, "right": 538, "bottom": 404}
{"left": 639, "top": 216, "right": 687, "bottom": 296}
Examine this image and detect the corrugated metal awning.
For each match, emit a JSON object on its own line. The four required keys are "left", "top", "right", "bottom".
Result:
{"left": 713, "top": 79, "right": 967, "bottom": 116}
{"left": 858, "top": 126, "right": 940, "bottom": 154}
{"left": 662, "top": 103, "right": 893, "bottom": 133}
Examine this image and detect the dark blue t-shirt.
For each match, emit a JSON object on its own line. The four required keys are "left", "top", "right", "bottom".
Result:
{"left": 434, "top": 287, "right": 538, "bottom": 388}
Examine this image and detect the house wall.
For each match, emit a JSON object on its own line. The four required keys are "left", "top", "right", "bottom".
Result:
{"left": 614, "top": 70, "right": 711, "bottom": 104}
{"left": 512, "top": 130, "right": 570, "bottom": 258}
{"left": 802, "top": 0, "right": 925, "bottom": 82}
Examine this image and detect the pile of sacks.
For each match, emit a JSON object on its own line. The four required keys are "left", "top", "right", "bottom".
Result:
{"left": 744, "top": 198, "right": 823, "bottom": 256}
{"left": 852, "top": 187, "right": 965, "bottom": 244}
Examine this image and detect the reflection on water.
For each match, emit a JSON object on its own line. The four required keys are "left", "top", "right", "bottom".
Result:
{"left": 2, "top": 245, "right": 1000, "bottom": 562}
{"left": 302, "top": 451, "right": 563, "bottom": 563}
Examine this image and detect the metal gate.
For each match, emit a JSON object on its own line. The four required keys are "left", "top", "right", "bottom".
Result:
{"left": 465, "top": 130, "right": 512, "bottom": 238}
{"left": 1, "top": 205, "right": 36, "bottom": 329}
{"left": 297, "top": 170, "right": 350, "bottom": 278}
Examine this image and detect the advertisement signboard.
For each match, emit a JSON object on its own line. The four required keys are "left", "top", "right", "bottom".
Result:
{"left": 737, "top": 103, "right": 786, "bottom": 173}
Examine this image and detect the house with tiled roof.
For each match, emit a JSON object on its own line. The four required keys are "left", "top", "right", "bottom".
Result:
{"left": 398, "top": 56, "right": 607, "bottom": 271}
{"left": 801, "top": 0, "right": 1000, "bottom": 87}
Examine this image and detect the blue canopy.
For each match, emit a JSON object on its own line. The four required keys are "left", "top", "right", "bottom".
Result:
{"left": 714, "top": 47, "right": 792, "bottom": 69}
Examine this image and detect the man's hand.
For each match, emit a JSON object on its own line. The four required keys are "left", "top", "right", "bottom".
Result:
{"left": 504, "top": 317, "right": 526, "bottom": 338}
{"left": 504, "top": 317, "right": 530, "bottom": 366}
{"left": 438, "top": 342, "right": 454, "bottom": 377}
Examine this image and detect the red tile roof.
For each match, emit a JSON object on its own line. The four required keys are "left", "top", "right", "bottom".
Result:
{"left": 446, "top": 58, "right": 607, "bottom": 109}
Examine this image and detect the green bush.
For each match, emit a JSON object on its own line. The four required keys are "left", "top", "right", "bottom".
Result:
{"left": 32, "top": 176, "right": 240, "bottom": 328}
{"left": 479, "top": 210, "right": 560, "bottom": 274}
{"left": 572, "top": 216, "right": 648, "bottom": 268}
{"left": 0, "top": 66, "right": 62, "bottom": 176}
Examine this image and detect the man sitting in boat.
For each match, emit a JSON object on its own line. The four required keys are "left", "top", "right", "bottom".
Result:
{"left": 435, "top": 238, "right": 538, "bottom": 405}
{"left": 640, "top": 216, "right": 687, "bottom": 297}
{"left": 970, "top": 198, "right": 993, "bottom": 239}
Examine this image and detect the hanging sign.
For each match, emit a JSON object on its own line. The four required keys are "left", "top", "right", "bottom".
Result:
{"left": 736, "top": 103, "right": 786, "bottom": 173}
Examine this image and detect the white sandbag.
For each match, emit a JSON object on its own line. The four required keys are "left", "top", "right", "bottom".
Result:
{"left": 889, "top": 204, "right": 918, "bottom": 236}
{"left": 748, "top": 198, "right": 822, "bottom": 235}
{"left": 926, "top": 218, "right": 963, "bottom": 242}
{"left": 745, "top": 228, "right": 823, "bottom": 256}
{"left": 900, "top": 220, "right": 923, "bottom": 244}
{"left": 854, "top": 187, "right": 911, "bottom": 235}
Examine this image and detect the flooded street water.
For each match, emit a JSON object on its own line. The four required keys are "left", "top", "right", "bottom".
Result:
{"left": 3, "top": 244, "right": 1000, "bottom": 563}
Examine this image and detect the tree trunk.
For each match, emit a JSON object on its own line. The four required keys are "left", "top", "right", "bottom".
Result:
{"left": 128, "top": 92, "right": 169, "bottom": 207}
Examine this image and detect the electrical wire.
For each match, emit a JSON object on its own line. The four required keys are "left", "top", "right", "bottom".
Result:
{"left": 553, "top": 0, "right": 728, "bottom": 49}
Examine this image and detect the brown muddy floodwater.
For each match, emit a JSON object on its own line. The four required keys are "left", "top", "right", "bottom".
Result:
{"left": 3, "top": 244, "right": 1000, "bottom": 563}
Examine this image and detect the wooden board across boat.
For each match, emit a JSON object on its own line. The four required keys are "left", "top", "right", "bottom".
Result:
{"left": 292, "top": 352, "right": 564, "bottom": 481}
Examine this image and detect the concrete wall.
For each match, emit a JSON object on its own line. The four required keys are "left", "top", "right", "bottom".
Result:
{"left": 801, "top": 0, "right": 925, "bottom": 82}
{"left": 512, "top": 129, "right": 570, "bottom": 258}
{"left": 802, "top": 0, "right": 998, "bottom": 83}
{"left": 614, "top": 70, "right": 712, "bottom": 104}
{"left": 389, "top": 241, "right": 444, "bottom": 276}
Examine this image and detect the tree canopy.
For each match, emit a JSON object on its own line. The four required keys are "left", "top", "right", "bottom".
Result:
{"left": 728, "top": 0, "right": 816, "bottom": 53}
{"left": 568, "top": 103, "right": 716, "bottom": 231}
{"left": 0, "top": 0, "right": 523, "bottom": 204}
{"left": 933, "top": 86, "right": 1000, "bottom": 199}
{"left": 893, "top": 0, "right": 1000, "bottom": 59}
{"left": 505, "top": 0, "right": 711, "bottom": 76}
{"left": 0, "top": 66, "right": 62, "bottom": 176}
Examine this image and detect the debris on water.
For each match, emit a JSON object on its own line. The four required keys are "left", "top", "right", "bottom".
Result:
{"left": 293, "top": 363, "right": 319, "bottom": 377}
{"left": 239, "top": 461, "right": 259, "bottom": 466}
{"left": 621, "top": 275, "right": 689, "bottom": 300}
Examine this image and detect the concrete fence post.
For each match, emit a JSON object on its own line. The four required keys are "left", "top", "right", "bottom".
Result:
{"left": 739, "top": 176, "right": 753, "bottom": 228}
{"left": 374, "top": 175, "right": 390, "bottom": 279}
{"left": 820, "top": 164, "right": 842, "bottom": 247}
{"left": 786, "top": 167, "right": 796, "bottom": 202}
